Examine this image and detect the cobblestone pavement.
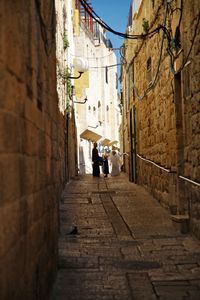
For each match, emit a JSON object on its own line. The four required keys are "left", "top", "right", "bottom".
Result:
{"left": 53, "top": 174, "right": 200, "bottom": 300}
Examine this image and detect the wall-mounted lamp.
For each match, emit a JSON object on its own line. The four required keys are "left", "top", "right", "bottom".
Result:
{"left": 70, "top": 85, "right": 88, "bottom": 104}
{"left": 67, "top": 72, "right": 84, "bottom": 79}
{"left": 88, "top": 121, "right": 103, "bottom": 129}
{"left": 88, "top": 125, "right": 99, "bottom": 129}
{"left": 74, "top": 96, "right": 88, "bottom": 104}
{"left": 68, "top": 57, "right": 89, "bottom": 79}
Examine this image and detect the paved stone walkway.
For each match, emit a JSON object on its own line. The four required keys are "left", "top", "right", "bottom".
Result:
{"left": 52, "top": 174, "right": 200, "bottom": 300}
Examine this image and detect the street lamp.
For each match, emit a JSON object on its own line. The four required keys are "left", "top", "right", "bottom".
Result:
{"left": 68, "top": 57, "right": 89, "bottom": 79}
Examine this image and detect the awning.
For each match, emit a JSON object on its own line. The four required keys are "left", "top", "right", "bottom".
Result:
{"left": 108, "top": 140, "right": 118, "bottom": 147}
{"left": 80, "top": 129, "right": 102, "bottom": 142}
{"left": 101, "top": 138, "right": 111, "bottom": 146}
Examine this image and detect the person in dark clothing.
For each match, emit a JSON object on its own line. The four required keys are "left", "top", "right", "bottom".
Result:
{"left": 102, "top": 153, "right": 109, "bottom": 177}
{"left": 92, "top": 142, "right": 100, "bottom": 177}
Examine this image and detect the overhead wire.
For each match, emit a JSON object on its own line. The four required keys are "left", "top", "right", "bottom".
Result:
{"left": 71, "top": 51, "right": 115, "bottom": 60}
{"left": 78, "top": 0, "right": 199, "bottom": 97}
{"left": 79, "top": 0, "right": 165, "bottom": 40}
{"left": 124, "top": 0, "right": 199, "bottom": 99}
{"left": 78, "top": 0, "right": 168, "bottom": 86}
{"left": 132, "top": 1, "right": 169, "bottom": 100}
{"left": 89, "top": 63, "right": 122, "bottom": 69}
{"left": 168, "top": 11, "right": 200, "bottom": 75}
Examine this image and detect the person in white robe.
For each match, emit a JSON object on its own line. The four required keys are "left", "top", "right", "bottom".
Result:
{"left": 110, "top": 150, "right": 121, "bottom": 176}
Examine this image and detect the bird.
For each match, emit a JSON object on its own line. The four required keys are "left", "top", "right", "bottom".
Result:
{"left": 69, "top": 226, "right": 78, "bottom": 235}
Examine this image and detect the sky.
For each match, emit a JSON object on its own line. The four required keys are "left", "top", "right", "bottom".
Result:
{"left": 92, "top": 0, "right": 132, "bottom": 61}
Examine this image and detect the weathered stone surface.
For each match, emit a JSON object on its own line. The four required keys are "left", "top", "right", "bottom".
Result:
{"left": 120, "top": 0, "right": 200, "bottom": 239}
{"left": 0, "top": 1, "right": 65, "bottom": 299}
{"left": 53, "top": 174, "right": 200, "bottom": 299}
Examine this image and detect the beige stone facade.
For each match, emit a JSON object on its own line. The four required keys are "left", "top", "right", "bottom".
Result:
{"left": 73, "top": 0, "right": 120, "bottom": 174}
{"left": 55, "top": 0, "right": 78, "bottom": 181}
{"left": 120, "top": 0, "right": 200, "bottom": 238}
{"left": 0, "top": 1, "right": 65, "bottom": 299}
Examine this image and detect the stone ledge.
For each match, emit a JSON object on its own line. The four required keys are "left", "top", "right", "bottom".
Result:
{"left": 170, "top": 215, "right": 190, "bottom": 234}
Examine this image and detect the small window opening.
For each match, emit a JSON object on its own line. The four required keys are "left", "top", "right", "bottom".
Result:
{"left": 147, "top": 57, "right": 152, "bottom": 83}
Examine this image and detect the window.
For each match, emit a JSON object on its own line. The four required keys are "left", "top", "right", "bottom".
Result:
{"left": 105, "top": 66, "right": 108, "bottom": 83}
{"left": 147, "top": 57, "right": 152, "bottom": 84}
{"left": 106, "top": 105, "right": 109, "bottom": 124}
{"left": 98, "top": 101, "right": 101, "bottom": 121}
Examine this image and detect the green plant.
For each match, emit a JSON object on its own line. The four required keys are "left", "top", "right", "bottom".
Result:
{"left": 65, "top": 79, "right": 72, "bottom": 114}
{"left": 142, "top": 19, "right": 149, "bottom": 34}
{"left": 65, "top": 98, "right": 71, "bottom": 114}
{"left": 63, "top": 67, "right": 69, "bottom": 80}
{"left": 63, "top": 34, "right": 69, "bottom": 50}
{"left": 66, "top": 79, "right": 72, "bottom": 95}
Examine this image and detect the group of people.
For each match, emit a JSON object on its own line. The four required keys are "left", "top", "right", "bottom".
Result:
{"left": 92, "top": 142, "right": 122, "bottom": 178}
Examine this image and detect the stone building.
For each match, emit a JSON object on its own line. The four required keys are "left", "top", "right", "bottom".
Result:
{"left": 120, "top": 0, "right": 200, "bottom": 238}
{"left": 0, "top": 1, "right": 65, "bottom": 299}
{"left": 73, "top": 0, "right": 120, "bottom": 174}
{"left": 55, "top": 0, "right": 78, "bottom": 181}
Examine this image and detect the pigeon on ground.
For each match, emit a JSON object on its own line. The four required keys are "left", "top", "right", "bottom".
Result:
{"left": 69, "top": 226, "right": 78, "bottom": 235}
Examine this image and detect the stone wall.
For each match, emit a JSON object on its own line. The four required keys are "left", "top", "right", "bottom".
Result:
{"left": 121, "top": 0, "right": 200, "bottom": 238}
{"left": 180, "top": 0, "right": 200, "bottom": 238}
{"left": 0, "top": 1, "right": 65, "bottom": 299}
{"left": 55, "top": 0, "right": 78, "bottom": 182}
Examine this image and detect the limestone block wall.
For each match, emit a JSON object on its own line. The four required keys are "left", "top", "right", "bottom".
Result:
{"left": 121, "top": 0, "right": 200, "bottom": 238}
{"left": 135, "top": 46, "right": 176, "bottom": 207}
{"left": 179, "top": 0, "right": 200, "bottom": 238}
{"left": 55, "top": 0, "right": 78, "bottom": 182}
{"left": 0, "top": 1, "right": 65, "bottom": 299}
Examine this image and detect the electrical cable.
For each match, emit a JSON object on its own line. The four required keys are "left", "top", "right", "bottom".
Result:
{"left": 79, "top": 0, "right": 164, "bottom": 40}
{"left": 178, "top": 0, "right": 183, "bottom": 28}
{"left": 77, "top": 0, "right": 199, "bottom": 98}
{"left": 89, "top": 63, "right": 122, "bottom": 69}
{"left": 123, "top": 1, "right": 167, "bottom": 64}
{"left": 70, "top": 51, "right": 115, "bottom": 60}
{"left": 168, "top": 11, "right": 200, "bottom": 75}
{"left": 122, "top": 1, "right": 199, "bottom": 99}
{"left": 132, "top": 1, "right": 169, "bottom": 100}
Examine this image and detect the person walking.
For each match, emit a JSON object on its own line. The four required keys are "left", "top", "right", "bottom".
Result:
{"left": 102, "top": 153, "right": 109, "bottom": 177}
{"left": 110, "top": 150, "right": 121, "bottom": 176}
{"left": 92, "top": 142, "right": 100, "bottom": 177}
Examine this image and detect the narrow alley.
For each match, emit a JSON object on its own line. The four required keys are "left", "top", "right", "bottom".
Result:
{"left": 53, "top": 174, "right": 200, "bottom": 300}
{"left": 1, "top": 0, "right": 200, "bottom": 299}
